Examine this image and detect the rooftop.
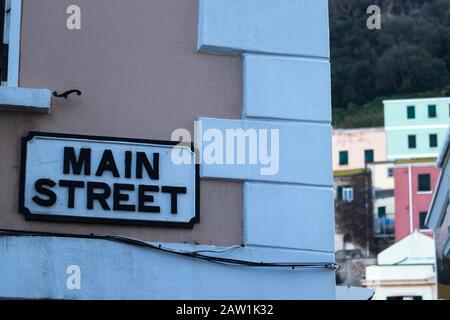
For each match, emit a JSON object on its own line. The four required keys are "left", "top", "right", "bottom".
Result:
{"left": 333, "top": 127, "right": 384, "bottom": 134}
{"left": 383, "top": 96, "right": 450, "bottom": 105}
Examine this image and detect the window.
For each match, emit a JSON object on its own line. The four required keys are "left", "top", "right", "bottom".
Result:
{"left": 364, "top": 149, "right": 374, "bottom": 164}
{"left": 419, "top": 211, "right": 428, "bottom": 230}
{"left": 429, "top": 134, "right": 438, "bottom": 148}
{"left": 388, "top": 168, "right": 394, "bottom": 177}
{"left": 342, "top": 187, "right": 354, "bottom": 202}
{"left": 418, "top": 174, "right": 431, "bottom": 192}
{"left": 378, "top": 206, "right": 386, "bottom": 218}
{"left": 408, "top": 135, "right": 416, "bottom": 149}
{"left": 0, "top": 0, "right": 20, "bottom": 87}
{"left": 407, "top": 105, "right": 415, "bottom": 119}
{"left": 428, "top": 104, "right": 437, "bottom": 118}
{"left": 339, "top": 151, "right": 348, "bottom": 166}
{"left": 336, "top": 186, "right": 353, "bottom": 202}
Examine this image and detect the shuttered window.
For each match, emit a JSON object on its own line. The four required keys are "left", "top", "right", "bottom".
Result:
{"left": 339, "top": 151, "right": 348, "bottom": 165}
{"left": 407, "top": 106, "right": 415, "bottom": 119}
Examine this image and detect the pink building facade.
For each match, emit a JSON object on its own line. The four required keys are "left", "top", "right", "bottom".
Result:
{"left": 333, "top": 128, "right": 386, "bottom": 171}
{"left": 394, "top": 163, "right": 439, "bottom": 241}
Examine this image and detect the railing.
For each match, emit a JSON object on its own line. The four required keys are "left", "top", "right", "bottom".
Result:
{"left": 374, "top": 217, "right": 395, "bottom": 236}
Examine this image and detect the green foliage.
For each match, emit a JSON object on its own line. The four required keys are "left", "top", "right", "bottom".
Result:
{"left": 330, "top": 0, "right": 450, "bottom": 128}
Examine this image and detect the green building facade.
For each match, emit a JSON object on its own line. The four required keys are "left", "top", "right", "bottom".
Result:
{"left": 384, "top": 97, "right": 450, "bottom": 160}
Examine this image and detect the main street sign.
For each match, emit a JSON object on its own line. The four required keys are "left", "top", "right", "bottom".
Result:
{"left": 19, "top": 132, "right": 199, "bottom": 227}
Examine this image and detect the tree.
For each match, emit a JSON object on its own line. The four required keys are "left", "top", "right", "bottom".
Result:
{"left": 375, "top": 44, "right": 448, "bottom": 94}
{"left": 330, "top": 0, "right": 450, "bottom": 112}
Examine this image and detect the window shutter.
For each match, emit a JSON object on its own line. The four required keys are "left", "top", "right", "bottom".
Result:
{"left": 337, "top": 186, "right": 343, "bottom": 200}
{"left": 407, "top": 106, "right": 415, "bottom": 119}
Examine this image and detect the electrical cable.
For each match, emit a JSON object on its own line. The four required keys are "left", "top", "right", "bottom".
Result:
{"left": 0, "top": 228, "right": 341, "bottom": 271}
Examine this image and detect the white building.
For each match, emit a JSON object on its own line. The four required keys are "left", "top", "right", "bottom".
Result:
{"left": 363, "top": 232, "right": 436, "bottom": 300}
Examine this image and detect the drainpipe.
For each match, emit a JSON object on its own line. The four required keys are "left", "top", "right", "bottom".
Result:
{"left": 408, "top": 164, "right": 414, "bottom": 235}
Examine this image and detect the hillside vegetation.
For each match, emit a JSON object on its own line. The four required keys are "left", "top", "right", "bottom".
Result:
{"left": 330, "top": 0, "right": 450, "bottom": 128}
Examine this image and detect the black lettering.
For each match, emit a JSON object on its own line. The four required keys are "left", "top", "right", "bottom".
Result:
{"left": 113, "top": 183, "right": 135, "bottom": 212}
{"left": 63, "top": 147, "right": 91, "bottom": 175}
{"left": 138, "top": 185, "right": 160, "bottom": 213}
{"left": 32, "top": 179, "right": 57, "bottom": 207}
{"left": 161, "top": 186, "right": 187, "bottom": 214}
{"left": 136, "top": 152, "right": 159, "bottom": 180}
{"left": 95, "top": 149, "right": 120, "bottom": 178}
{"left": 87, "top": 182, "right": 111, "bottom": 210}
{"left": 124, "top": 151, "right": 132, "bottom": 179}
{"left": 59, "top": 180, "right": 85, "bottom": 209}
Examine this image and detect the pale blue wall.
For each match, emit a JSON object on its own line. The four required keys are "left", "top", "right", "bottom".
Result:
{"left": 0, "top": 236, "right": 335, "bottom": 299}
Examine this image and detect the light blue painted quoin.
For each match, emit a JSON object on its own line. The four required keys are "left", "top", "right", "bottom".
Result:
{"left": 244, "top": 182, "right": 335, "bottom": 252}
{"left": 198, "top": 117, "right": 333, "bottom": 186}
{"left": 198, "top": 0, "right": 330, "bottom": 58}
{"left": 197, "top": 0, "right": 335, "bottom": 295}
{"left": 243, "top": 54, "right": 332, "bottom": 122}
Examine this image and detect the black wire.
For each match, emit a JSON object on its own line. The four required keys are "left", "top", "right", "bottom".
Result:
{"left": 0, "top": 229, "right": 341, "bottom": 271}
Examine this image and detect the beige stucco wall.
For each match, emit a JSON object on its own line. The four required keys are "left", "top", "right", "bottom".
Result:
{"left": 374, "top": 197, "right": 395, "bottom": 218}
{"left": 370, "top": 283, "right": 436, "bottom": 300}
{"left": 0, "top": 0, "right": 243, "bottom": 245}
{"left": 365, "top": 265, "right": 436, "bottom": 300}
{"left": 367, "top": 162, "right": 394, "bottom": 190}
{"left": 333, "top": 128, "right": 387, "bottom": 171}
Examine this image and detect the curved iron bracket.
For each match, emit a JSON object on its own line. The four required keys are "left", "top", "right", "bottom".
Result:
{"left": 53, "top": 89, "right": 82, "bottom": 99}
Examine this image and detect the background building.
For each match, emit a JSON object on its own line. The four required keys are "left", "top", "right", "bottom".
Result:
{"left": 383, "top": 98, "right": 446, "bottom": 242}
{"left": 333, "top": 128, "right": 395, "bottom": 287}
{"left": 363, "top": 232, "right": 436, "bottom": 300}
{"left": 334, "top": 170, "right": 373, "bottom": 256}
{"left": 332, "top": 129, "right": 395, "bottom": 242}
{"left": 333, "top": 128, "right": 386, "bottom": 171}
{"left": 393, "top": 160, "right": 438, "bottom": 241}
{"left": 367, "top": 161, "right": 395, "bottom": 240}
{"left": 384, "top": 97, "right": 450, "bottom": 161}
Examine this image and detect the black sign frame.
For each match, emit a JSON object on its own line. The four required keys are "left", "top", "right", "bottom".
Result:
{"left": 19, "top": 131, "right": 200, "bottom": 228}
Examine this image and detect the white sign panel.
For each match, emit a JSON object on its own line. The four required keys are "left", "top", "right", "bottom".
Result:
{"left": 20, "top": 132, "right": 199, "bottom": 227}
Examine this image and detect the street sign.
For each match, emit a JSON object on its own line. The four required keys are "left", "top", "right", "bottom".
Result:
{"left": 19, "top": 132, "right": 199, "bottom": 227}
